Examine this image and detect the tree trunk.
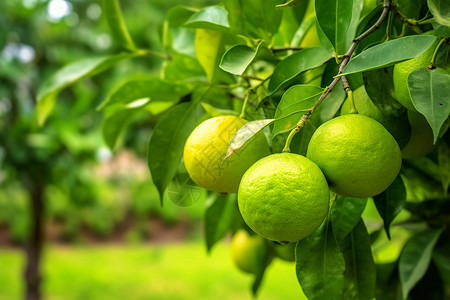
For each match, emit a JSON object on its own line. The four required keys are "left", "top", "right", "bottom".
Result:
{"left": 24, "top": 183, "right": 44, "bottom": 300}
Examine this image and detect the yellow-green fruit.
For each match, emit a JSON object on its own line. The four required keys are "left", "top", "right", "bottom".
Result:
{"left": 183, "top": 116, "right": 270, "bottom": 194}
{"left": 274, "top": 242, "right": 296, "bottom": 262}
{"left": 393, "top": 40, "right": 438, "bottom": 111}
{"left": 307, "top": 114, "right": 402, "bottom": 198}
{"left": 340, "top": 85, "right": 384, "bottom": 122}
{"left": 231, "top": 230, "right": 268, "bottom": 274}
{"left": 401, "top": 111, "right": 435, "bottom": 159}
{"left": 238, "top": 153, "right": 329, "bottom": 243}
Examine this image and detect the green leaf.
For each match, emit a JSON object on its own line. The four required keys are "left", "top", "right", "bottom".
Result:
{"left": 438, "top": 139, "right": 450, "bottom": 192}
{"left": 268, "top": 47, "right": 333, "bottom": 95}
{"left": 433, "top": 231, "right": 450, "bottom": 295}
{"left": 220, "top": 42, "right": 265, "bottom": 75}
{"left": 184, "top": 6, "right": 230, "bottom": 31}
{"left": 399, "top": 228, "right": 443, "bottom": 299}
{"left": 290, "top": 15, "right": 315, "bottom": 47}
{"left": 101, "top": 0, "right": 136, "bottom": 50}
{"left": 147, "top": 99, "right": 203, "bottom": 204}
{"left": 36, "top": 53, "right": 135, "bottom": 126}
{"left": 201, "top": 103, "right": 238, "bottom": 118}
{"left": 98, "top": 76, "right": 190, "bottom": 110}
{"left": 102, "top": 108, "right": 140, "bottom": 150}
{"left": 162, "top": 53, "right": 206, "bottom": 82}
{"left": 315, "top": 0, "right": 363, "bottom": 55}
{"left": 272, "top": 85, "right": 323, "bottom": 136}
{"left": 296, "top": 218, "right": 346, "bottom": 300}
{"left": 338, "top": 219, "right": 376, "bottom": 300}
{"left": 375, "top": 262, "right": 403, "bottom": 300}
{"left": 225, "top": 119, "right": 274, "bottom": 159}
{"left": 341, "top": 36, "right": 438, "bottom": 75}
{"left": 373, "top": 176, "right": 406, "bottom": 240}
{"left": 408, "top": 67, "right": 450, "bottom": 143}
{"left": 313, "top": 84, "right": 346, "bottom": 125}
{"left": 363, "top": 67, "right": 405, "bottom": 117}
{"left": 252, "top": 241, "right": 270, "bottom": 296}
{"left": 291, "top": 121, "right": 316, "bottom": 156}
{"left": 223, "top": 0, "right": 282, "bottom": 42}
{"left": 432, "top": 21, "right": 450, "bottom": 38}
{"left": 331, "top": 197, "right": 367, "bottom": 241}
{"left": 195, "top": 28, "right": 223, "bottom": 83}
{"left": 204, "top": 193, "right": 238, "bottom": 252}
{"left": 102, "top": 101, "right": 174, "bottom": 151}
{"left": 163, "top": 6, "right": 197, "bottom": 56}
{"left": 428, "top": 0, "right": 450, "bottom": 27}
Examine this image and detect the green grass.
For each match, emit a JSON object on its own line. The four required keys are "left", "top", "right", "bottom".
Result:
{"left": 0, "top": 242, "right": 307, "bottom": 300}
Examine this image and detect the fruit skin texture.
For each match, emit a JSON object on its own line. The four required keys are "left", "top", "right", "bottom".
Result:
{"left": 393, "top": 39, "right": 438, "bottom": 111}
{"left": 401, "top": 111, "right": 435, "bottom": 159}
{"left": 231, "top": 230, "right": 268, "bottom": 274}
{"left": 307, "top": 114, "right": 402, "bottom": 198}
{"left": 183, "top": 116, "right": 270, "bottom": 194}
{"left": 238, "top": 153, "right": 329, "bottom": 243}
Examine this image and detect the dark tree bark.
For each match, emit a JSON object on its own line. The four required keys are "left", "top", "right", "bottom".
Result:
{"left": 24, "top": 183, "right": 45, "bottom": 300}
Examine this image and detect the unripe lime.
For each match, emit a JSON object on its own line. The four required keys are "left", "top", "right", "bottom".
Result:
{"left": 401, "top": 111, "right": 435, "bottom": 159}
{"left": 274, "top": 242, "right": 296, "bottom": 262}
{"left": 307, "top": 114, "right": 402, "bottom": 198}
{"left": 183, "top": 116, "right": 270, "bottom": 194}
{"left": 393, "top": 39, "right": 438, "bottom": 111}
{"left": 238, "top": 153, "right": 329, "bottom": 243}
{"left": 231, "top": 230, "right": 269, "bottom": 274}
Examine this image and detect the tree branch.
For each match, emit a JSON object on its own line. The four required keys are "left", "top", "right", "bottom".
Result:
{"left": 284, "top": 0, "right": 392, "bottom": 145}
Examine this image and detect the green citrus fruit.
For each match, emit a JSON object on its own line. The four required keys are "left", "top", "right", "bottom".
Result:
{"left": 238, "top": 153, "right": 329, "bottom": 243}
{"left": 273, "top": 242, "right": 296, "bottom": 262}
{"left": 183, "top": 116, "right": 270, "bottom": 194}
{"left": 340, "top": 85, "right": 384, "bottom": 122}
{"left": 401, "top": 111, "right": 435, "bottom": 159}
{"left": 393, "top": 39, "right": 438, "bottom": 111}
{"left": 306, "top": 114, "right": 402, "bottom": 198}
{"left": 231, "top": 230, "right": 269, "bottom": 274}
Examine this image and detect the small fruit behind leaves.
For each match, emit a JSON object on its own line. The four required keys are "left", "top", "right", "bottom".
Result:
{"left": 307, "top": 114, "right": 402, "bottom": 198}
{"left": 273, "top": 242, "right": 296, "bottom": 262}
{"left": 393, "top": 38, "right": 439, "bottom": 111}
{"left": 238, "top": 153, "right": 329, "bottom": 243}
{"left": 401, "top": 111, "right": 435, "bottom": 159}
{"left": 183, "top": 116, "right": 270, "bottom": 194}
{"left": 231, "top": 230, "right": 271, "bottom": 274}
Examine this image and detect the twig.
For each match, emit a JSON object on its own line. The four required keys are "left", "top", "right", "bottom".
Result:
{"left": 283, "top": 0, "right": 392, "bottom": 150}
{"left": 390, "top": 4, "right": 423, "bottom": 34}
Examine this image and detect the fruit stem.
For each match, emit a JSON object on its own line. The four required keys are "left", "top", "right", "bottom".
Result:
{"left": 341, "top": 75, "right": 357, "bottom": 114}
{"left": 429, "top": 38, "right": 448, "bottom": 69}
{"left": 347, "top": 90, "right": 358, "bottom": 114}
{"left": 282, "top": 128, "right": 297, "bottom": 153}
{"left": 239, "top": 93, "right": 251, "bottom": 118}
{"left": 282, "top": 113, "right": 310, "bottom": 152}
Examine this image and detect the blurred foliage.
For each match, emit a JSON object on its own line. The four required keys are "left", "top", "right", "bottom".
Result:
{"left": 0, "top": 0, "right": 216, "bottom": 244}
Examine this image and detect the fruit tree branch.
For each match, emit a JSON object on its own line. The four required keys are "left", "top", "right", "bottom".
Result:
{"left": 282, "top": 0, "right": 392, "bottom": 152}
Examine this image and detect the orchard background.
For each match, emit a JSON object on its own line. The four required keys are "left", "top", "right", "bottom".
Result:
{"left": 1, "top": 0, "right": 449, "bottom": 299}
